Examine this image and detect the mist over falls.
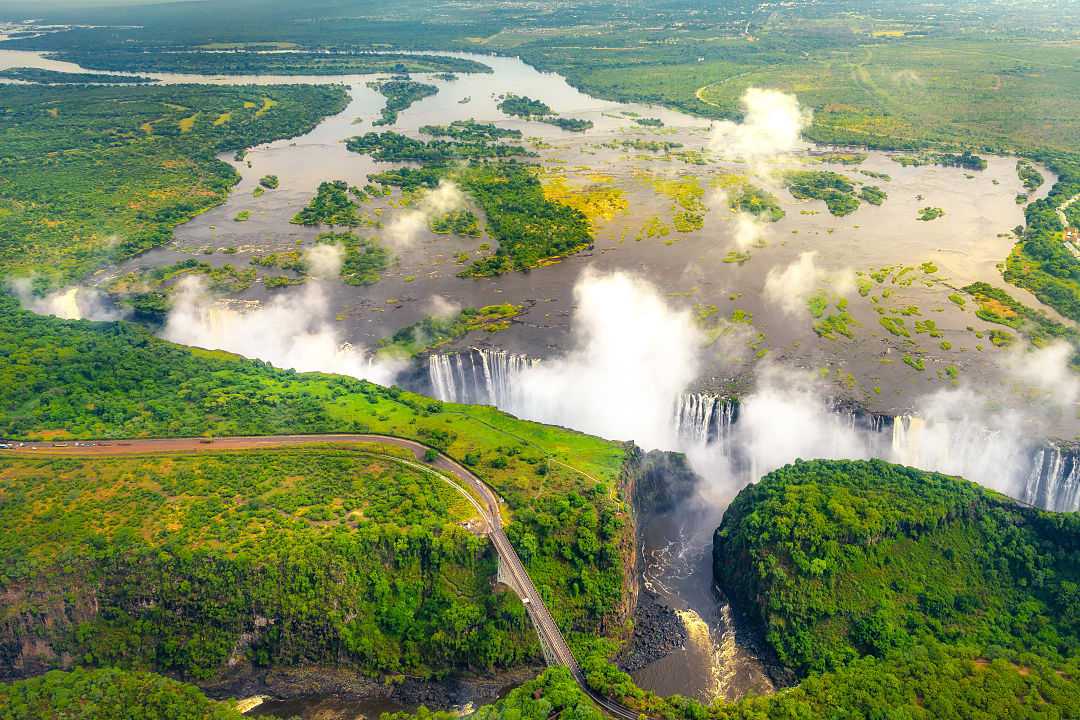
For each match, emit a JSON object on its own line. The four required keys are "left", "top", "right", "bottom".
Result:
{"left": 416, "top": 269, "right": 1078, "bottom": 514}
{"left": 426, "top": 350, "right": 1080, "bottom": 512}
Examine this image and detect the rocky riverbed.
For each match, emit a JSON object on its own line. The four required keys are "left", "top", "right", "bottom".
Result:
{"left": 618, "top": 590, "right": 689, "bottom": 672}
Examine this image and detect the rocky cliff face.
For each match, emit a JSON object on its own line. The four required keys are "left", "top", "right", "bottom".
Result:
{"left": 611, "top": 444, "right": 701, "bottom": 640}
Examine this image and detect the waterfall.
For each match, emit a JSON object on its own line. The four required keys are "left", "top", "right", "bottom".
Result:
{"left": 427, "top": 348, "right": 538, "bottom": 406}
{"left": 1021, "top": 443, "right": 1080, "bottom": 512}
{"left": 673, "top": 394, "right": 737, "bottom": 450}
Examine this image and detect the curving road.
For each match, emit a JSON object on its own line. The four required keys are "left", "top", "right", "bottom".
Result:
{"left": 2, "top": 434, "right": 645, "bottom": 720}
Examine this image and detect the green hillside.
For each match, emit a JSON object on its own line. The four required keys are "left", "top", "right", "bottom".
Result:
{"left": 0, "top": 296, "right": 635, "bottom": 679}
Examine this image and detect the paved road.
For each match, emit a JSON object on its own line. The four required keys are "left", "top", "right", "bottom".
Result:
{"left": 2, "top": 434, "right": 645, "bottom": 720}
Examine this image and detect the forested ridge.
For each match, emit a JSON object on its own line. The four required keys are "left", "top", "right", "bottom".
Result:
{"left": 0, "top": 448, "right": 535, "bottom": 680}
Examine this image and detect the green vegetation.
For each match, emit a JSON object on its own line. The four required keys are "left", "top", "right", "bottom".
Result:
{"left": 106, "top": 259, "right": 256, "bottom": 318}
{"left": 879, "top": 316, "right": 910, "bottom": 337}
{"left": 784, "top": 171, "right": 860, "bottom": 216}
{"left": 496, "top": 94, "right": 592, "bottom": 132}
{"left": 0, "top": 446, "right": 536, "bottom": 678}
{"left": 811, "top": 152, "right": 867, "bottom": 165}
{"left": 579, "top": 459, "right": 1080, "bottom": 720}
{"left": 378, "top": 304, "right": 523, "bottom": 358}
{"left": 233, "top": 209, "right": 250, "bottom": 222}
{"left": 918, "top": 206, "right": 945, "bottom": 221}
{"left": 258, "top": 174, "right": 279, "bottom": 190}
{"left": 1017, "top": 160, "right": 1045, "bottom": 191}
{"left": 430, "top": 209, "right": 481, "bottom": 237}
{"left": 318, "top": 232, "right": 389, "bottom": 286}
{"left": 347, "top": 131, "right": 530, "bottom": 164}
{"left": 896, "top": 151, "right": 987, "bottom": 171}
{"left": 962, "top": 281, "right": 1080, "bottom": 354}
{"left": 634, "top": 117, "right": 663, "bottom": 127}
{"left": 990, "top": 328, "right": 1016, "bottom": 347}
{"left": 903, "top": 353, "right": 926, "bottom": 370}
{"left": 914, "top": 319, "right": 942, "bottom": 337}
{"left": 1003, "top": 154, "right": 1080, "bottom": 324}
{"left": 807, "top": 292, "right": 856, "bottom": 340}
{"left": 0, "top": 67, "right": 156, "bottom": 84}
{"left": 46, "top": 50, "right": 492, "bottom": 76}
{"left": 0, "top": 83, "right": 348, "bottom": 285}
{"left": 713, "top": 175, "right": 785, "bottom": 222}
{"left": 497, "top": 94, "right": 553, "bottom": 118}
{"left": 456, "top": 163, "right": 592, "bottom": 276}
{"left": 858, "top": 185, "right": 887, "bottom": 205}
{"left": 0, "top": 667, "right": 245, "bottom": 719}
{"left": 420, "top": 119, "right": 522, "bottom": 142}
{"left": 368, "top": 79, "right": 439, "bottom": 126}
{"left": 540, "top": 176, "right": 628, "bottom": 228}
{"left": 369, "top": 166, "right": 445, "bottom": 191}
{"left": 291, "top": 180, "right": 361, "bottom": 226}
{"left": 548, "top": 118, "right": 594, "bottom": 132}
{"left": 715, "top": 460, "right": 1080, "bottom": 674}
{"left": 0, "top": 292, "right": 630, "bottom": 660}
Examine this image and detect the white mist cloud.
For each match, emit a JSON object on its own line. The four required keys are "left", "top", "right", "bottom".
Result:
{"left": 732, "top": 212, "right": 768, "bottom": 250}
{"left": 384, "top": 180, "right": 466, "bottom": 249}
{"left": 304, "top": 243, "right": 344, "bottom": 279}
{"left": 710, "top": 88, "right": 811, "bottom": 163}
{"left": 428, "top": 294, "right": 462, "bottom": 320}
{"left": 9, "top": 278, "right": 126, "bottom": 321}
{"left": 894, "top": 386, "right": 1031, "bottom": 496}
{"left": 763, "top": 251, "right": 854, "bottom": 315}
{"left": 729, "top": 365, "right": 872, "bottom": 475}
{"left": 687, "top": 366, "right": 1052, "bottom": 503}
{"left": 510, "top": 268, "right": 702, "bottom": 449}
{"left": 162, "top": 276, "right": 400, "bottom": 385}
{"left": 1000, "top": 341, "right": 1080, "bottom": 409}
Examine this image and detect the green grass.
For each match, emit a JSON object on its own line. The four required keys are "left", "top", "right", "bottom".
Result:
{"left": 879, "top": 316, "right": 910, "bottom": 337}
{"left": 962, "top": 281, "right": 1080, "bottom": 355}
{"left": 784, "top": 171, "right": 861, "bottom": 216}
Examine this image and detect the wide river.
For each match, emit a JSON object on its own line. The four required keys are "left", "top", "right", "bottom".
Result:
{"left": 0, "top": 42, "right": 1067, "bottom": 716}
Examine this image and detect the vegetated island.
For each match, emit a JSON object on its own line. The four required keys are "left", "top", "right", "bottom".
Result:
{"left": 0, "top": 67, "right": 157, "bottom": 84}
{"left": 497, "top": 94, "right": 594, "bottom": 132}
{"left": 369, "top": 78, "right": 439, "bottom": 126}
{"left": 347, "top": 128, "right": 591, "bottom": 276}
{"left": 38, "top": 50, "right": 493, "bottom": 76}
{"left": 572, "top": 459, "right": 1080, "bottom": 720}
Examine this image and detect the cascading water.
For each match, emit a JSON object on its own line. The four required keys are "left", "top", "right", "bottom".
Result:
{"left": 427, "top": 348, "right": 537, "bottom": 407}
{"left": 1021, "top": 442, "right": 1080, "bottom": 512}
{"left": 673, "top": 394, "right": 737, "bottom": 450}
{"left": 671, "top": 394, "right": 1073, "bottom": 514}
